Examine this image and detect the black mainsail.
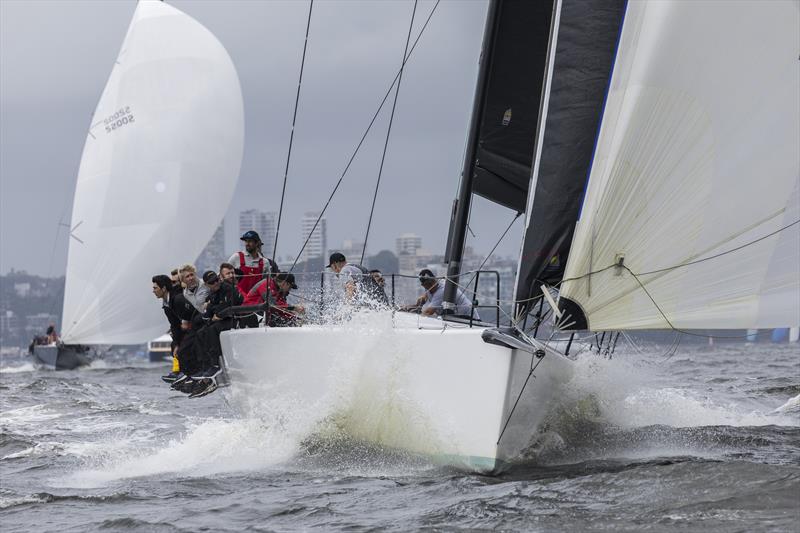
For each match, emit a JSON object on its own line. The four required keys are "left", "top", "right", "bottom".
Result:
{"left": 443, "top": 0, "right": 626, "bottom": 324}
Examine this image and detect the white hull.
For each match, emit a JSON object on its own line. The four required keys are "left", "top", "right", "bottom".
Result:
{"left": 220, "top": 312, "right": 574, "bottom": 472}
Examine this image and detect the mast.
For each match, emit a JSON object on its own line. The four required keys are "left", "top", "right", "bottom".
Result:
{"left": 442, "top": 0, "right": 501, "bottom": 314}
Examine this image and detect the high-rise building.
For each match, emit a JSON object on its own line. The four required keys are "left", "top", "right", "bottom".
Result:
{"left": 195, "top": 220, "right": 226, "bottom": 274}
{"left": 339, "top": 239, "right": 365, "bottom": 262}
{"left": 239, "top": 209, "right": 277, "bottom": 256}
{"left": 396, "top": 233, "right": 422, "bottom": 256}
{"left": 300, "top": 212, "right": 327, "bottom": 262}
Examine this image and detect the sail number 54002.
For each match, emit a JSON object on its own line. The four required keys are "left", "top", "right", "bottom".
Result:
{"left": 104, "top": 107, "right": 135, "bottom": 133}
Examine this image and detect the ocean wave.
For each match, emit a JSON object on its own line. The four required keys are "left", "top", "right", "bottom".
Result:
{"left": 0, "top": 362, "right": 36, "bottom": 374}
{"left": 0, "top": 491, "right": 137, "bottom": 510}
{"left": 0, "top": 404, "right": 61, "bottom": 426}
{"left": 760, "top": 384, "right": 800, "bottom": 396}
{"left": 57, "top": 415, "right": 297, "bottom": 488}
{"left": 772, "top": 394, "right": 800, "bottom": 414}
{"left": 563, "top": 355, "right": 800, "bottom": 429}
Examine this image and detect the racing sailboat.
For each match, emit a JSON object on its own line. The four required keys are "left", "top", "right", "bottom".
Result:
{"left": 33, "top": 0, "right": 244, "bottom": 369}
{"left": 220, "top": 0, "right": 799, "bottom": 472}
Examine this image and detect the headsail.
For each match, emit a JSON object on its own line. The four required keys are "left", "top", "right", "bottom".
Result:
{"left": 61, "top": 0, "right": 244, "bottom": 344}
{"left": 558, "top": 1, "right": 800, "bottom": 331}
{"left": 513, "top": 0, "right": 626, "bottom": 315}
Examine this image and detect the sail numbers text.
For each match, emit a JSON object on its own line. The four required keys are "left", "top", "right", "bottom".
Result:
{"left": 104, "top": 107, "right": 135, "bottom": 133}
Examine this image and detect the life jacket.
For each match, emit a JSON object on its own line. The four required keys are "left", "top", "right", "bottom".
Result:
{"left": 237, "top": 251, "right": 265, "bottom": 296}
{"left": 243, "top": 277, "right": 280, "bottom": 306}
{"left": 243, "top": 278, "right": 294, "bottom": 325}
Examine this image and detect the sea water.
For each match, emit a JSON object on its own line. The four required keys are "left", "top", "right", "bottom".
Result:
{"left": 0, "top": 340, "right": 798, "bottom": 532}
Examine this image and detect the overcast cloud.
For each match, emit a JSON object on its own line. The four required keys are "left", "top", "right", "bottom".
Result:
{"left": 0, "top": 0, "right": 526, "bottom": 277}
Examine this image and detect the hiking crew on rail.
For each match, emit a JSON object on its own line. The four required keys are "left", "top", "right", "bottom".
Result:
{"left": 152, "top": 231, "right": 481, "bottom": 399}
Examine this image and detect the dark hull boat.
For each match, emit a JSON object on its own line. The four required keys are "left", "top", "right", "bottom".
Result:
{"left": 31, "top": 345, "right": 92, "bottom": 370}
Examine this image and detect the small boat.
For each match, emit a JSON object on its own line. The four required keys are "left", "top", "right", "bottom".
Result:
{"left": 147, "top": 334, "right": 173, "bottom": 363}
{"left": 42, "top": 0, "right": 244, "bottom": 370}
{"left": 31, "top": 344, "right": 92, "bottom": 371}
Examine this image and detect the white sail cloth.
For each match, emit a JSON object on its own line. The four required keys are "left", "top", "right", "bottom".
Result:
{"left": 61, "top": 1, "right": 244, "bottom": 344}
{"left": 559, "top": 0, "right": 799, "bottom": 331}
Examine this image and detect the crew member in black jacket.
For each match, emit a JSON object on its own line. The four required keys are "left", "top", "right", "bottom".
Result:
{"left": 152, "top": 274, "right": 204, "bottom": 389}
{"left": 193, "top": 269, "right": 244, "bottom": 385}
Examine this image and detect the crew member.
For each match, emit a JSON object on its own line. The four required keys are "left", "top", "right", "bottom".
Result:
{"left": 190, "top": 270, "right": 244, "bottom": 398}
{"left": 244, "top": 272, "right": 305, "bottom": 326}
{"left": 327, "top": 252, "right": 387, "bottom": 308}
{"left": 178, "top": 264, "right": 209, "bottom": 313}
{"left": 228, "top": 231, "right": 279, "bottom": 298}
{"left": 152, "top": 274, "right": 194, "bottom": 383}
{"left": 404, "top": 269, "right": 480, "bottom": 319}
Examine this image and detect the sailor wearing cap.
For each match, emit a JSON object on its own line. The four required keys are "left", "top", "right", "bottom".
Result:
{"left": 243, "top": 272, "right": 305, "bottom": 326}
{"left": 228, "top": 230, "right": 280, "bottom": 297}
{"left": 327, "top": 252, "right": 388, "bottom": 307}
{"left": 409, "top": 269, "right": 479, "bottom": 319}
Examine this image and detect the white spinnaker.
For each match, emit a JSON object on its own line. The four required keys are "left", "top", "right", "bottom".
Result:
{"left": 61, "top": 1, "right": 244, "bottom": 344}
{"left": 559, "top": 1, "right": 799, "bottom": 331}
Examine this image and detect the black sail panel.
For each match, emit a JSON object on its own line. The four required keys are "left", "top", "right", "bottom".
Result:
{"left": 515, "top": 0, "right": 627, "bottom": 316}
{"left": 471, "top": 0, "right": 554, "bottom": 213}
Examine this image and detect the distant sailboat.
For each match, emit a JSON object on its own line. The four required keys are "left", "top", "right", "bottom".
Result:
{"left": 33, "top": 0, "right": 244, "bottom": 369}
{"left": 221, "top": 0, "right": 798, "bottom": 473}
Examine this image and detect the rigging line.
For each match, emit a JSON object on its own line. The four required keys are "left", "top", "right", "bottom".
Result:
{"left": 638, "top": 219, "right": 800, "bottom": 276}
{"left": 622, "top": 264, "right": 768, "bottom": 340}
{"left": 289, "top": 0, "right": 441, "bottom": 272}
{"left": 496, "top": 350, "right": 547, "bottom": 445}
{"left": 360, "top": 0, "right": 418, "bottom": 265}
{"left": 554, "top": 219, "right": 800, "bottom": 289}
{"left": 273, "top": 0, "right": 314, "bottom": 264}
{"left": 462, "top": 211, "right": 522, "bottom": 296}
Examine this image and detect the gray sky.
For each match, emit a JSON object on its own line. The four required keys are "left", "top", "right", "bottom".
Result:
{"left": 1, "top": 0, "right": 525, "bottom": 277}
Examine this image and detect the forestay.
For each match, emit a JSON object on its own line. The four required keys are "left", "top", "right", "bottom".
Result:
{"left": 62, "top": 0, "right": 244, "bottom": 344}
{"left": 559, "top": 1, "right": 800, "bottom": 331}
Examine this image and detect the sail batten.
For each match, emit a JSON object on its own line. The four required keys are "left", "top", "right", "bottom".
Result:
{"left": 558, "top": 0, "right": 800, "bottom": 331}
{"left": 61, "top": 0, "right": 244, "bottom": 344}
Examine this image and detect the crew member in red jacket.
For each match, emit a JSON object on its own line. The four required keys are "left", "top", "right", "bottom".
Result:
{"left": 228, "top": 230, "right": 279, "bottom": 298}
{"left": 244, "top": 272, "right": 304, "bottom": 327}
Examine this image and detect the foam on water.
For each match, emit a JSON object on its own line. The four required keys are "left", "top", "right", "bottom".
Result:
{"left": 60, "top": 417, "right": 286, "bottom": 488}
{"left": 1, "top": 404, "right": 62, "bottom": 427}
{"left": 226, "top": 310, "right": 468, "bottom": 467}
{"left": 59, "top": 385, "right": 330, "bottom": 488}
{"left": 80, "top": 359, "right": 110, "bottom": 370}
{"left": 562, "top": 351, "right": 799, "bottom": 429}
{"left": 0, "top": 362, "right": 36, "bottom": 374}
{"left": 773, "top": 394, "right": 800, "bottom": 415}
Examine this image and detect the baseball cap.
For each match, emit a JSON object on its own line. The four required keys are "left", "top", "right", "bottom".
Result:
{"left": 276, "top": 272, "right": 298, "bottom": 289}
{"left": 240, "top": 230, "right": 262, "bottom": 243}
{"left": 326, "top": 252, "right": 346, "bottom": 268}
{"left": 418, "top": 269, "right": 436, "bottom": 284}
{"left": 202, "top": 270, "right": 219, "bottom": 284}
